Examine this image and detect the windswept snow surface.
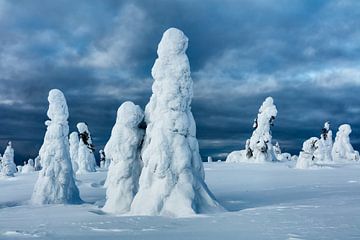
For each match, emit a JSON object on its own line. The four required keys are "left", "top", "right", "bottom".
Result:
{"left": 1, "top": 162, "right": 360, "bottom": 239}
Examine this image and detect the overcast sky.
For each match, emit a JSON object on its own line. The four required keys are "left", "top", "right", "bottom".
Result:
{"left": 1, "top": 0, "right": 360, "bottom": 164}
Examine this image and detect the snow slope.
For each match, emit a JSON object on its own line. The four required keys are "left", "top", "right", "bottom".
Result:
{"left": 1, "top": 163, "right": 360, "bottom": 239}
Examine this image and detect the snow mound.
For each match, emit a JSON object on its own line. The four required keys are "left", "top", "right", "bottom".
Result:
{"left": 103, "top": 101, "right": 144, "bottom": 214}
{"left": 31, "top": 89, "right": 81, "bottom": 205}
{"left": 130, "top": 28, "right": 222, "bottom": 217}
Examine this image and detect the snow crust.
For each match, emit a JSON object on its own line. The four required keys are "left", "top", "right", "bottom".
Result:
{"left": 102, "top": 101, "right": 144, "bottom": 214}
{"left": 31, "top": 89, "right": 81, "bottom": 205}
{"left": 130, "top": 28, "right": 222, "bottom": 216}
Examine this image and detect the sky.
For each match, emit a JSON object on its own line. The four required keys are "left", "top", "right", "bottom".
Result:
{"left": 1, "top": 0, "right": 360, "bottom": 164}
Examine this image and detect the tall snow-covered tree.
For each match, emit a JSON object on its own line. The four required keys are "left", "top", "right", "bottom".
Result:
{"left": 31, "top": 89, "right": 81, "bottom": 205}
{"left": 332, "top": 124, "right": 359, "bottom": 162}
{"left": 314, "top": 121, "right": 333, "bottom": 162}
{"left": 130, "top": 28, "right": 222, "bottom": 216}
{"left": 1, "top": 141, "right": 17, "bottom": 177}
{"left": 69, "top": 132, "right": 80, "bottom": 173}
{"left": 76, "top": 122, "right": 97, "bottom": 173}
{"left": 103, "top": 101, "right": 144, "bottom": 214}
{"left": 226, "top": 97, "right": 277, "bottom": 163}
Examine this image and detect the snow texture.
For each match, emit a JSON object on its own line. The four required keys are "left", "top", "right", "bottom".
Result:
{"left": 226, "top": 97, "right": 277, "bottom": 163}
{"left": 102, "top": 101, "right": 144, "bottom": 214}
{"left": 31, "top": 89, "right": 81, "bottom": 205}
{"left": 130, "top": 28, "right": 222, "bottom": 217}
{"left": 1, "top": 142, "right": 16, "bottom": 177}
{"left": 332, "top": 124, "right": 359, "bottom": 162}
{"left": 76, "top": 122, "right": 97, "bottom": 174}
{"left": 69, "top": 132, "right": 80, "bottom": 173}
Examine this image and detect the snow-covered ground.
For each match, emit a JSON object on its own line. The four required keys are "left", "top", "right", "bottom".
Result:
{"left": 1, "top": 162, "right": 360, "bottom": 239}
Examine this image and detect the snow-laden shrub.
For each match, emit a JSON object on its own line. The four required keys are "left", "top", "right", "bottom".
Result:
{"left": 22, "top": 159, "right": 35, "bottom": 173}
{"left": 226, "top": 97, "right": 277, "bottom": 163}
{"left": 332, "top": 124, "right": 359, "bottom": 162}
{"left": 34, "top": 156, "right": 42, "bottom": 171}
{"left": 102, "top": 101, "right": 144, "bottom": 214}
{"left": 1, "top": 142, "right": 17, "bottom": 177}
{"left": 295, "top": 137, "right": 319, "bottom": 169}
{"left": 130, "top": 28, "right": 222, "bottom": 216}
{"left": 31, "top": 89, "right": 81, "bottom": 205}
{"left": 69, "top": 132, "right": 79, "bottom": 173}
{"left": 76, "top": 122, "right": 97, "bottom": 173}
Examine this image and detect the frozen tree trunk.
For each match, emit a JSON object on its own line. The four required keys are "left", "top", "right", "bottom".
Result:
{"left": 130, "top": 28, "right": 222, "bottom": 217}
{"left": 102, "top": 101, "right": 144, "bottom": 214}
{"left": 1, "top": 142, "right": 17, "bottom": 177}
{"left": 226, "top": 97, "right": 277, "bottom": 163}
{"left": 69, "top": 132, "right": 80, "bottom": 173}
{"left": 31, "top": 89, "right": 81, "bottom": 205}
{"left": 76, "top": 122, "right": 97, "bottom": 173}
{"left": 332, "top": 124, "right": 359, "bottom": 162}
{"left": 295, "top": 137, "right": 319, "bottom": 169}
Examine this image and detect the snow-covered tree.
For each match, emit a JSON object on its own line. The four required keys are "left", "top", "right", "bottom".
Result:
{"left": 226, "top": 97, "right": 278, "bottom": 163}
{"left": 332, "top": 124, "right": 359, "bottom": 162}
{"left": 34, "top": 156, "right": 42, "bottom": 171}
{"left": 130, "top": 28, "right": 222, "bottom": 216}
{"left": 314, "top": 121, "right": 333, "bottom": 162}
{"left": 99, "top": 150, "right": 105, "bottom": 169}
{"left": 76, "top": 122, "right": 97, "bottom": 173}
{"left": 295, "top": 137, "right": 319, "bottom": 169}
{"left": 102, "top": 101, "right": 144, "bottom": 214}
{"left": 22, "top": 159, "right": 35, "bottom": 173}
{"left": 273, "top": 141, "right": 291, "bottom": 161}
{"left": 207, "top": 156, "right": 213, "bottom": 163}
{"left": 69, "top": 132, "right": 79, "bottom": 173}
{"left": 1, "top": 141, "right": 17, "bottom": 177}
{"left": 31, "top": 89, "right": 81, "bottom": 205}
{"left": 17, "top": 165, "right": 22, "bottom": 173}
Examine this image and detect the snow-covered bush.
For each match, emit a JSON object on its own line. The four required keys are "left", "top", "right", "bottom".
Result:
{"left": 102, "top": 101, "right": 144, "bottom": 214}
{"left": 34, "top": 156, "right": 42, "bottom": 171}
{"left": 99, "top": 150, "right": 106, "bottom": 169}
{"left": 31, "top": 89, "right": 81, "bottom": 205}
{"left": 22, "top": 159, "right": 35, "bottom": 173}
{"left": 332, "top": 124, "right": 359, "bottom": 162}
{"left": 273, "top": 142, "right": 291, "bottom": 161}
{"left": 130, "top": 28, "right": 222, "bottom": 216}
{"left": 207, "top": 156, "right": 213, "bottom": 163}
{"left": 313, "top": 121, "right": 333, "bottom": 162}
{"left": 69, "top": 132, "right": 79, "bottom": 173}
{"left": 1, "top": 142, "right": 17, "bottom": 177}
{"left": 76, "top": 122, "right": 97, "bottom": 173}
{"left": 295, "top": 137, "right": 319, "bottom": 169}
{"left": 17, "top": 165, "right": 22, "bottom": 173}
{"left": 226, "top": 97, "right": 277, "bottom": 163}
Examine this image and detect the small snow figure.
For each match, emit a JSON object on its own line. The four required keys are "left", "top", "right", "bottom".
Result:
{"left": 226, "top": 97, "right": 277, "bottom": 163}
{"left": 332, "top": 124, "right": 359, "bottom": 162}
{"left": 295, "top": 137, "right": 319, "bottom": 169}
{"left": 314, "top": 121, "right": 333, "bottom": 162}
{"left": 102, "top": 101, "right": 144, "bottom": 214}
{"left": 1, "top": 141, "right": 17, "bottom": 177}
{"left": 31, "top": 89, "right": 81, "bottom": 205}
{"left": 69, "top": 132, "right": 80, "bottom": 173}
{"left": 22, "top": 159, "right": 35, "bottom": 173}
{"left": 130, "top": 28, "right": 222, "bottom": 216}
{"left": 207, "top": 156, "right": 213, "bottom": 163}
{"left": 34, "top": 156, "right": 42, "bottom": 171}
{"left": 76, "top": 122, "right": 97, "bottom": 173}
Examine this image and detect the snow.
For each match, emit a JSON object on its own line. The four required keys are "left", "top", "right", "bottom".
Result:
{"left": 31, "top": 89, "right": 81, "bottom": 205}
{"left": 76, "top": 122, "right": 97, "bottom": 174}
{"left": 295, "top": 137, "right": 319, "bottom": 169}
{"left": 69, "top": 131, "right": 80, "bottom": 173}
{"left": 22, "top": 159, "right": 35, "bottom": 173}
{"left": 226, "top": 97, "right": 278, "bottom": 163}
{"left": 1, "top": 142, "right": 16, "bottom": 177}
{"left": 130, "top": 28, "right": 222, "bottom": 217}
{"left": 332, "top": 124, "right": 359, "bottom": 162}
{"left": 102, "top": 101, "right": 144, "bottom": 214}
{"left": 1, "top": 162, "right": 360, "bottom": 239}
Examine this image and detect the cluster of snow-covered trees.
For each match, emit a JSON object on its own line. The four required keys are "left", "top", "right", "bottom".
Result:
{"left": 225, "top": 97, "right": 359, "bottom": 169}
{"left": 1, "top": 27, "right": 360, "bottom": 218}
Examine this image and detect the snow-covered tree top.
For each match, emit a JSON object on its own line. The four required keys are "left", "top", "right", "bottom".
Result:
{"left": 302, "top": 137, "right": 319, "bottom": 153}
{"left": 47, "top": 89, "right": 68, "bottom": 123}
{"left": 157, "top": 27, "right": 188, "bottom": 57}
{"left": 258, "top": 97, "right": 277, "bottom": 120}
{"left": 324, "top": 121, "right": 330, "bottom": 131}
{"left": 76, "top": 122, "right": 89, "bottom": 134}
{"left": 116, "top": 101, "right": 144, "bottom": 128}
{"left": 338, "top": 124, "right": 352, "bottom": 136}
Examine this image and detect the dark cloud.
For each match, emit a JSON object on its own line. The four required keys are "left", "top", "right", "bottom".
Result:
{"left": 1, "top": 0, "right": 360, "bottom": 164}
